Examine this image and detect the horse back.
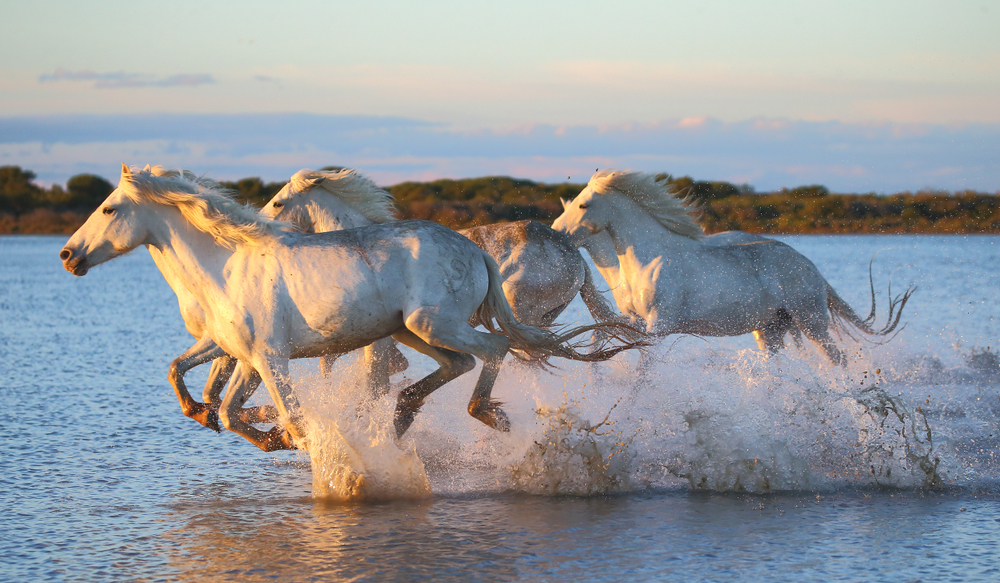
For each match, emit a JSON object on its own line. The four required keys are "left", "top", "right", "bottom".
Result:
{"left": 459, "top": 220, "right": 584, "bottom": 284}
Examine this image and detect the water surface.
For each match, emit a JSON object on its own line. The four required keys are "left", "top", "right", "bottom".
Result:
{"left": 2, "top": 235, "right": 999, "bottom": 581}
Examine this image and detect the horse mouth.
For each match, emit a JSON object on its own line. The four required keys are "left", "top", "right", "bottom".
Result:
{"left": 63, "top": 258, "right": 89, "bottom": 276}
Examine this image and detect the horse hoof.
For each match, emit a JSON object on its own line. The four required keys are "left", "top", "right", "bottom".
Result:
{"left": 262, "top": 427, "right": 296, "bottom": 452}
{"left": 394, "top": 408, "right": 417, "bottom": 439}
{"left": 204, "top": 409, "right": 221, "bottom": 433}
{"left": 186, "top": 403, "right": 222, "bottom": 433}
{"left": 491, "top": 410, "right": 511, "bottom": 432}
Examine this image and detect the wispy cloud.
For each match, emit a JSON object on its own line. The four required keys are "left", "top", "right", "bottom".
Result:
{"left": 38, "top": 69, "right": 214, "bottom": 88}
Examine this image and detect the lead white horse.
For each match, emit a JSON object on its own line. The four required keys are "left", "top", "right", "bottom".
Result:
{"left": 264, "top": 169, "right": 625, "bottom": 329}
{"left": 156, "top": 167, "right": 406, "bottom": 435}
{"left": 553, "top": 170, "right": 911, "bottom": 364}
{"left": 61, "top": 165, "right": 642, "bottom": 451}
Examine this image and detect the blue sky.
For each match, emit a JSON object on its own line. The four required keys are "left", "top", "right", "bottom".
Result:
{"left": 2, "top": 0, "right": 998, "bottom": 191}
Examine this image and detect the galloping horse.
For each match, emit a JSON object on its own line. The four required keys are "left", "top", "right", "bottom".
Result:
{"left": 61, "top": 165, "right": 643, "bottom": 450}
{"left": 156, "top": 167, "right": 406, "bottom": 435}
{"left": 578, "top": 228, "right": 805, "bottom": 349}
{"left": 553, "top": 170, "right": 911, "bottom": 364}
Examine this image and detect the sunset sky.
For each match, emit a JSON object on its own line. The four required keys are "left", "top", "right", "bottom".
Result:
{"left": 2, "top": 0, "right": 998, "bottom": 191}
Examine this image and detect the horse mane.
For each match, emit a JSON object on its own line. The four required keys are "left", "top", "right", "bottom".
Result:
{"left": 285, "top": 168, "right": 398, "bottom": 224}
{"left": 120, "top": 165, "right": 288, "bottom": 249}
{"left": 588, "top": 170, "right": 704, "bottom": 240}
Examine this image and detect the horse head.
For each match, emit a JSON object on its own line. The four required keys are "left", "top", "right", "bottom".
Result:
{"left": 551, "top": 184, "right": 611, "bottom": 245}
{"left": 262, "top": 168, "right": 397, "bottom": 233}
{"left": 60, "top": 164, "right": 155, "bottom": 276}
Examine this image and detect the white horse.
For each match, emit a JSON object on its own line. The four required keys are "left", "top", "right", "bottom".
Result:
{"left": 157, "top": 167, "right": 406, "bottom": 435}
{"left": 61, "top": 165, "right": 642, "bottom": 451}
{"left": 553, "top": 170, "right": 910, "bottom": 364}
{"left": 578, "top": 228, "right": 806, "bottom": 349}
{"left": 263, "top": 169, "right": 625, "bottom": 330}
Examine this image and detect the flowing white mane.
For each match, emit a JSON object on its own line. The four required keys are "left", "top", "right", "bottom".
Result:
{"left": 284, "top": 168, "right": 398, "bottom": 224}
{"left": 120, "top": 165, "right": 288, "bottom": 249}
{"left": 588, "top": 170, "right": 704, "bottom": 240}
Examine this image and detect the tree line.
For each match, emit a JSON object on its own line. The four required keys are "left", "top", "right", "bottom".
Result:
{"left": 2, "top": 164, "right": 999, "bottom": 235}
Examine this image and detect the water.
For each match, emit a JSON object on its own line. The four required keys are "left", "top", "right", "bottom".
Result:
{"left": 2, "top": 234, "right": 999, "bottom": 581}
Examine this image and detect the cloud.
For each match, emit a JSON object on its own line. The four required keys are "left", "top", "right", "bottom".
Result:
{"left": 38, "top": 69, "right": 214, "bottom": 88}
{"left": 1, "top": 113, "right": 997, "bottom": 193}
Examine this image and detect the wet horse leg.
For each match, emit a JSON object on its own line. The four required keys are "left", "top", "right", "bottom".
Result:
{"left": 363, "top": 337, "right": 409, "bottom": 399}
{"left": 393, "top": 309, "right": 512, "bottom": 437}
{"left": 202, "top": 355, "right": 237, "bottom": 406}
{"left": 218, "top": 361, "right": 293, "bottom": 451}
{"left": 168, "top": 335, "right": 227, "bottom": 431}
{"left": 790, "top": 305, "right": 846, "bottom": 366}
{"left": 753, "top": 309, "right": 793, "bottom": 356}
{"left": 253, "top": 356, "right": 307, "bottom": 449}
{"left": 390, "top": 328, "right": 477, "bottom": 438}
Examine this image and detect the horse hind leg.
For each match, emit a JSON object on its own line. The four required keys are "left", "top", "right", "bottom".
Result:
{"left": 753, "top": 309, "right": 795, "bottom": 356}
{"left": 789, "top": 309, "right": 846, "bottom": 366}
{"left": 390, "top": 328, "right": 477, "bottom": 438}
{"left": 393, "top": 308, "right": 511, "bottom": 437}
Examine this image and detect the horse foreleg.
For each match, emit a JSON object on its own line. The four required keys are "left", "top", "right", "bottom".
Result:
{"left": 202, "top": 355, "right": 236, "bottom": 406}
{"left": 390, "top": 328, "right": 476, "bottom": 438}
{"left": 218, "top": 362, "right": 293, "bottom": 452}
{"left": 254, "top": 356, "right": 307, "bottom": 448}
{"left": 168, "top": 335, "right": 227, "bottom": 432}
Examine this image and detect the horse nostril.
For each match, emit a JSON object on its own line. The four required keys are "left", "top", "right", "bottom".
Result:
{"left": 59, "top": 248, "right": 72, "bottom": 261}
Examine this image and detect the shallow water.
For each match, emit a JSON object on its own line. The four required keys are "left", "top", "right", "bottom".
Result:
{"left": 2, "top": 234, "right": 999, "bottom": 581}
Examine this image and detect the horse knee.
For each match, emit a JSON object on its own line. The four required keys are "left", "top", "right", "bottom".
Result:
{"left": 445, "top": 353, "right": 477, "bottom": 376}
{"left": 167, "top": 358, "right": 183, "bottom": 385}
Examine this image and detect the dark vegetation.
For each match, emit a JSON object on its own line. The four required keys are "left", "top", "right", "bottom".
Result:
{"left": 3, "top": 165, "right": 999, "bottom": 235}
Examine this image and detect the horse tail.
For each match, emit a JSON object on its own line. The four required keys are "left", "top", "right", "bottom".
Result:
{"left": 473, "top": 252, "right": 648, "bottom": 363}
{"left": 826, "top": 259, "right": 915, "bottom": 340}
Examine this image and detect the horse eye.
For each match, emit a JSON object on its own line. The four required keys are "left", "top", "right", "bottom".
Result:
{"left": 272, "top": 201, "right": 283, "bottom": 209}
{"left": 579, "top": 203, "right": 590, "bottom": 209}
{"left": 102, "top": 207, "right": 115, "bottom": 215}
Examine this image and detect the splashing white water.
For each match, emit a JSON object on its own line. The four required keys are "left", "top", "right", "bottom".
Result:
{"left": 282, "top": 331, "right": 964, "bottom": 498}
{"left": 509, "top": 400, "right": 635, "bottom": 495}
{"left": 293, "top": 362, "right": 431, "bottom": 501}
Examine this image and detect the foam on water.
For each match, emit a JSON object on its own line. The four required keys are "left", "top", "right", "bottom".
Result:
{"left": 280, "top": 331, "right": 990, "bottom": 499}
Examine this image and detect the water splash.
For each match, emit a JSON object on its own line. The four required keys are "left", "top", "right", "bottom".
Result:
{"left": 280, "top": 332, "right": 968, "bottom": 498}
{"left": 509, "top": 400, "right": 635, "bottom": 495}
{"left": 294, "top": 362, "right": 431, "bottom": 501}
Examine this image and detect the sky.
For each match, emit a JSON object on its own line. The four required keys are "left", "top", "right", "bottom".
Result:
{"left": 2, "top": 0, "right": 998, "bottom": 191}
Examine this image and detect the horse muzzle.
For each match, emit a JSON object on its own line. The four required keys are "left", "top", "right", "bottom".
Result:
{"left": 59, "top": 247, "right": 89, "bottom": 276}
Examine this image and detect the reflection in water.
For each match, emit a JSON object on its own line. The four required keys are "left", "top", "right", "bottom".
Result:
{"left": 153, "top": 490, "right": 999, "bottom": 582}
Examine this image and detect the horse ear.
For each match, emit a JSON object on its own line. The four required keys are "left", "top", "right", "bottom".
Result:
{"left": 120, "top": 163, "right": 132, "bottom": 181}
{"left": 560, "top": 198, "right": 569, "bottom": 209}
{"left": 142, "top": 164, "right": 152, "bottom": 173}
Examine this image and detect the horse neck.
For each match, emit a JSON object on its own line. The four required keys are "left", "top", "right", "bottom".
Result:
{"left": 145, "top": 212, "right": 237, "bottom": 312}
{"left": 306, "top": 195, "right": 372, "bottom": 232}
{"left": 603, "top": 195, "right": 699, "bottom": 261}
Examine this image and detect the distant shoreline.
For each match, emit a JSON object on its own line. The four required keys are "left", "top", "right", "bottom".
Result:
{"left": 3, "top": 166, "right": 998, "bottom": 235}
